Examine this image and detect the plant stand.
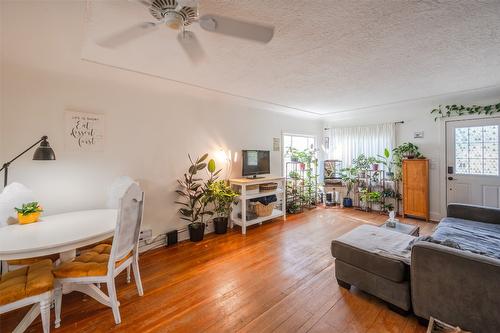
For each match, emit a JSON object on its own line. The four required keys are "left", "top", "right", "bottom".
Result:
{"left": 286, "top": 161, "right": 319, "bottom": 212}
{"left": 286, "top": 161, "right": 305, "bottom": 213}
{"left": 229, "top": 177, "right": 286, "bottom": 235}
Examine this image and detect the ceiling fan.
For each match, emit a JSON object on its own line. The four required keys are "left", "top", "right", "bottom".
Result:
{"left": 97, "top": 0, "right": 275, "bottom": 63}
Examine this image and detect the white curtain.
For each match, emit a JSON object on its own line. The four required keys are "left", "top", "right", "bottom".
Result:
{"left": 328, "top": 123, "right": 396, "bottom": 166}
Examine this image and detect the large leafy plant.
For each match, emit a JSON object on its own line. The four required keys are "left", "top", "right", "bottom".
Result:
{"left": 352, "top": 154, "right": 371, "bottom": 171}
{"left": 175, "top": 154, "right": 220, "bottom": 226}
{"left": 341, "top": 167, "right": 358, "bottom": 198}
{"left": 208, "top": 180, "right": 239, "bottom": 218}
{"left": 392, "top": 142, "right": 422, "bottom": 181}
{"left": 377, "top": 148, "right": 393, "bottom": 174}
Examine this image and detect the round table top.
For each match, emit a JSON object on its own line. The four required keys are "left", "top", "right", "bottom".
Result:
{"left": 0, "top": 209, "right": 117, "bottom": 260}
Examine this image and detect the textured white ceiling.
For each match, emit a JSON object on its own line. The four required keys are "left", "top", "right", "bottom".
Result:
{"left": 82, "top": 0, "right": 500, "bottom": 116}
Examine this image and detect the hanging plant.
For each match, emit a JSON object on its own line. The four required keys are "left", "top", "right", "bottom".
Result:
{"left": 431, "top": 103, "right": 500, "bottom": 121}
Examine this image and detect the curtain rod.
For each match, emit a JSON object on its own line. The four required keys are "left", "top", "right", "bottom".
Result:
{"left": 324, "top": 121, "right": 404, "bottom": 130}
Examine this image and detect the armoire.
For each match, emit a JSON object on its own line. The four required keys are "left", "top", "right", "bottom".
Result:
{"left": 402, "top": 159, "right": 430, "bottom": 221}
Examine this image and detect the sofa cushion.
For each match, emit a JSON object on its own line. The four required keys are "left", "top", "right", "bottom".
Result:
{"left": 434, "top": 217, "right": 500, "bottom": 259}
{"left": 331, "top": 225, "right": 415, "bottom": 282}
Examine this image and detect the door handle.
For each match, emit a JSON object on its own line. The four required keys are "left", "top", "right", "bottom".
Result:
{"left": 448, "top": 176, "right": 454, "bottom": 180}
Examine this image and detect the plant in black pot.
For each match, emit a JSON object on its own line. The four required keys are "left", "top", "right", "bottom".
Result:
{"left": 341, "top": 167, "right": 358, "bottom": 208}
{"left": 208, "top": 180, "right": 239, "bottom": 234}
{"left": 175, "top": 154, "right": 219, "bottom": 242}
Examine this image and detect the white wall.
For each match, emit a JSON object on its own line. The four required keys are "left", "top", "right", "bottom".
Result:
{"left": 0, "top": 1, "right": 321, "bottom": 236}
{"left": 323, "top": 86, "right": 500, "bottom": 220}
{"left": 0, "top": 1, "right": 4, "bottom": 164}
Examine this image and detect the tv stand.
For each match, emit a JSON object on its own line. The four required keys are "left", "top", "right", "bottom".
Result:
{"left": 246, "top": 175, "right": 265, "bottom": 179}
{"left": 229, "top": 176, "right": 286, "bottom": 234}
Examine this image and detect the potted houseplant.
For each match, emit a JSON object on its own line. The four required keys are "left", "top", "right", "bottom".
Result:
{"left": 378, "top": 148, "right": 394, "bottom": 179}
{"left": 288, "top": 147, "right": 300, "bottom": 162}
{"left": 341, "top": 167, "right": 357, "bottom": 207}
{"left": 15, "top": 202, "right": 43, "bottom": 225}
{"left": 352, "top": 154, "right": 370, "bottom": 177}
{"left": 367, "top": 156, "right": 380, "bottom": 171}
{"left": 392, "top": 142, "right": 423, "bottom": 180}
{"left": 393, "top": 142, "right": 420, "bottom": 159}
{"left": 208, "top": 180, "right": 239, "bottom": 234}
{"left": 175, "top": 154, "right": 219, "bottom": 242}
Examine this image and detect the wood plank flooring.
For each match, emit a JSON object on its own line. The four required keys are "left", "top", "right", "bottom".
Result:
{"left": 1, "top": 208, "right": 436, "bottom": 333}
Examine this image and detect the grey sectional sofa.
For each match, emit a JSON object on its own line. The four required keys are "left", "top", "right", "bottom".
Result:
{"left": 411, "top": 204, "right": 500, "bottom": 333}
{"left": 332, "top": 203, "right": 500, "bottom": 333}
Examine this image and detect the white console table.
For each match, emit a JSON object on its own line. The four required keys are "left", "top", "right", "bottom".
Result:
{"left": 229, "top": 176, "right": 286, "bottom": 234}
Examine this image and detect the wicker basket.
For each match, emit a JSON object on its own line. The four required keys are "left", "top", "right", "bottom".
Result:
{"left": 259, "top": 183, "right": 278, "bottom": 192}
{"left": 251, "top": 202, "right": 275, "bottom": 217}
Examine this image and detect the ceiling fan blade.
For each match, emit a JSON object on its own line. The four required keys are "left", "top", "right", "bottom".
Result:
{"left": 97, "top": 22, "right": 159, "bottom": 48}
{"left": 177, "top": 0, "right": 199, "bottom": 7}
{"left": 129, "top": 0, "right": 152, "bottom": 7}
{"left": 199, "top": 14, "right": 274, "bottom": 43}
{"left": 177, "top": 30, "right": 205, "bottom": 64}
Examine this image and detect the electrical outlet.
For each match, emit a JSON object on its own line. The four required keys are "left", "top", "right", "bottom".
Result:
{"left": 139, "top": 229, "right": 152, "bottom": 242}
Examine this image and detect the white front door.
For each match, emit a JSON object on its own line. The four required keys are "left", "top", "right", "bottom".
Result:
{"left": 446, "top": 117, "right": 500, "bottom": 206}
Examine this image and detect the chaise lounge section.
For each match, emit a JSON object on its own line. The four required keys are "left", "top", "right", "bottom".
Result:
{"left": 411, "top": 204, "right": 500, "bottom": 333}
{"left": 331, "top": 224, "right": 415, "bottom": 313}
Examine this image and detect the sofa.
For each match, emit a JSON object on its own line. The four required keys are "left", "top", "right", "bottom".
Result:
{"left": 331, "top": 203, "right": 500, "bottom": 333}
{"left": 411, "top": 203, "right": 500, "bottom": 333}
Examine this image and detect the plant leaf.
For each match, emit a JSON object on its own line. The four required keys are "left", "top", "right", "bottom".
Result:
{"left": 197, "top": 153, "right": 208, "bottom": 163}
{"left": 208, "top": 159, "right": 216, "bottom": 173}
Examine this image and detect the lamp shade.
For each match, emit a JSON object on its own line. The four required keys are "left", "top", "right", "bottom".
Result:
{"left": 33, "top": 137, "right": 56, "bottom": 160}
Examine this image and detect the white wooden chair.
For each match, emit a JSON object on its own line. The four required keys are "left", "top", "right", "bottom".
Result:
{"left": 53, "top": 182, "right": 144, "bottom": 326}
{"left": 0, "top": 259, "right": 54, "bottom": 333}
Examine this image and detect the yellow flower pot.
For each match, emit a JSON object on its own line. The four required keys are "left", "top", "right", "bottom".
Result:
{"left": 18, "top": 212, "right": 41, "bottom": 225}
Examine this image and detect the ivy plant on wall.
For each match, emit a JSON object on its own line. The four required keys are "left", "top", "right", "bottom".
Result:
{"left": 431, "top": 103, "right": 500, "bottom": 121}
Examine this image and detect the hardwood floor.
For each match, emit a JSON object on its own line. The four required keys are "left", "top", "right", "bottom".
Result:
{"left": 1, "top": 208, "right": 436, "bottom": 333}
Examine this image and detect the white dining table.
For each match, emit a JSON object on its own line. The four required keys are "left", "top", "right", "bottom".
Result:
{"left": 0, "top": 209, "right": 118, "bottom": 329}
{"left": 0, "top": 209, "right": 117, "bottom": 262}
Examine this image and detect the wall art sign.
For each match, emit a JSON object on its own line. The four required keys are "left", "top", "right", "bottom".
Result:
{"left": 64, "top": 111, "right": 105, "bottom": 152}
{"left": 273, "top": 137, "right": 280, "bottom": 151}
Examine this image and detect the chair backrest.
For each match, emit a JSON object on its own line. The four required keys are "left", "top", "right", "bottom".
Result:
{"left": 0, "top": 183, "right": 36, "bottom": 228}
{"left": 106, "top": 176, "right": 136, "bottom": 209}
{"left": 108, "top": 182, "right": 144, "bottom": 269}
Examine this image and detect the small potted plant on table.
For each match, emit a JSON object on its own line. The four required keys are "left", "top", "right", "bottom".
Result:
{"left": 208, "top": 180, "right": 239, "bottom": 234}
{"left": 15, "top": 202, "right": 43, "bottom": 225}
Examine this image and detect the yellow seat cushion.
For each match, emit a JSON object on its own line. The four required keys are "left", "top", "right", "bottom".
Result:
{"left": 7, "top": 253, "right": 60, "bottom": 266}
{"left": 77, "top": 237, "right": 113, "bottom": 253}
{"left": 53, "top": 244, "right": 131, "bottom": 279}
{"left": 0, "top": 259, "right": 54, "bottom": 306}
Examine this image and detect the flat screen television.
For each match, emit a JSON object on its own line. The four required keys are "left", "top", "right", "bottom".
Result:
{"left": 242, "top": 150, "right": 270, "bottom": 178}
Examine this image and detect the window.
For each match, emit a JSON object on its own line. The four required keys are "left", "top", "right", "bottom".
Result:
{"left": 455, "top": 125, "right": 499, "bottom": 176}
{"left": 283, "top": 134, "right": 316, "bottom": 175}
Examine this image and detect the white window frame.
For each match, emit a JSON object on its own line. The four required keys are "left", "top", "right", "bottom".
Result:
{"left": 281, "top": 133, "right": 317, "bottom": 177}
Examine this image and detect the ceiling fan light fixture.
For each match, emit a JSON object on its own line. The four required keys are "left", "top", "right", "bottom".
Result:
{"left": 163, "top": 11, "right": 184, "bottom": 29}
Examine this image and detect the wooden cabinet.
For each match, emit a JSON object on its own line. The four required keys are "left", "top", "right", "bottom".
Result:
{"left": 402, "top": 159, "right": 429, "bottom": 221}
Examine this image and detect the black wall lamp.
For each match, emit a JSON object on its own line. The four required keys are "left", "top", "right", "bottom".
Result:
{"left": 0, "top": 136, "right": 56, "bottom": 187}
